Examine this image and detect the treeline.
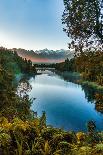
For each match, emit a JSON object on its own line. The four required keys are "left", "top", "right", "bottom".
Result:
{"left": 55, "top": 58, "right": 75, "bottom": 72}
{"left": 0, "top": 49, "right": 103, "bottom": 155}
{"left": 0, "top": 48, "right": 36, "bottom": 119}
{"left": 55, "top": 50, "right": 103, "bottom": 86}
{"left": 0, "top": 47, "right": 37, "bottom": 75}
{"left": 35, "top": 63, "right": 55, "bottom": 68}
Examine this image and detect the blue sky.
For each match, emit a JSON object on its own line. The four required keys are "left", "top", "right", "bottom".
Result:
{"left": 0, "top": 0, "right": 68, "bottom": 50}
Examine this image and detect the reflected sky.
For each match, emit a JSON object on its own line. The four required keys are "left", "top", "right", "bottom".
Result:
{"left": 29, "top": 72, "right": 103, "bottom": 131}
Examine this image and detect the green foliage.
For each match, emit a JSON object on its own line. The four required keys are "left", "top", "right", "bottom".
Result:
{"left": 55, "top": 58, "right": 75, "bottom": 72}
{"left": 93, "top": 143, "right": 103, "bottom": 154}
{"left": 87, "top": 121, "right": 96, "bottom": 133}
{"left": 0, "top": 48, "right": 103, "bottom": 154}
{"left": 39, "top": 111, "right": 46, "bottom": 129}
{"left": 58, "top": 141, "right": 71, "bottom": 155}
{"left": 0, "top": 133, "right": 11, "bottom": 147}
{"left": 0, "top": 48, "right": 37, "bottom": 76}
{"left": 56, "top": 50, "right": 103, "bottom": 86}
{"left": 62, "top": 0, "right": 102, "bottom": 49}
{"left": 0, "top": 48, "right": 37, "bottom": 120}
{"left": 0, "top": 117, "right": 102, "bottom": 155}
{"left": 56, "top": 50, "right": 103, "bottom": 114}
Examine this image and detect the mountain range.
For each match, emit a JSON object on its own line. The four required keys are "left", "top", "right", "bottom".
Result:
{"left": 12, "top": 48, "right": 74, "bottom": 63}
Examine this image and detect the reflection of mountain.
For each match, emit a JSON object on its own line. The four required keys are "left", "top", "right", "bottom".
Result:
{"left": 12, "top": 48, "right": 73, "bottom": 63}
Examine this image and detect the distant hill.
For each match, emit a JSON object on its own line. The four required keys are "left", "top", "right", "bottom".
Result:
{"left": 12, "top": 48, "right": 74, "bottom": 63}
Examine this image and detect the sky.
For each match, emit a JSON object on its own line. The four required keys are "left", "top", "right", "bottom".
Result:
{"left": 0, "top": 0, "right": 68, "bottom": 50}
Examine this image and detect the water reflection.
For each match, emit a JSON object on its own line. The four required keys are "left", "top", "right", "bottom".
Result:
{"left": 17, "top": 76, "right": 32, "bottom": 97}
{"left": 57, "top": 71, "right": 103, "bottom": 115}
{"left": 22, "top": 70, "right": 103, "bottom": 131}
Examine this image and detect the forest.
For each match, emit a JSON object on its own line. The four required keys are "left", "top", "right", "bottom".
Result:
{"left": 0, "top": 48, "right": 103, "bottom": 155}
{"left": 0, "top": 44, "right": 103, "bottom": 155}
{"left": 0, "top": 0, "right": 103, "bottom": 154}
{"left": 55, "top": 50, "right": 103, "bottom": 86}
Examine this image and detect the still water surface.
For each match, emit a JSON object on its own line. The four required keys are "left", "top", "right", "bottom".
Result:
{"left": 28, "top": 70, "right": 103, "bottom": 131}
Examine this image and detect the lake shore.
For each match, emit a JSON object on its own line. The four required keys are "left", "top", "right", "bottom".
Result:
{"left": 56, "top": 70, "right": 103, "bottom": 93}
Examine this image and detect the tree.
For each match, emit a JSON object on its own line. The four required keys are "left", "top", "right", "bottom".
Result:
{"left": 62, "top": 0, "right": 103, "bottom": 51}
{"left": 39, "top": 112, "right": 46, "bottom": 129}
{"left": 87, "top": 121, "right": 96, "bottom": 133}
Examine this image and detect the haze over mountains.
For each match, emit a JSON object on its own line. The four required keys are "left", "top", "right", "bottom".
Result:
{"left": 12, "top": 48, "right": 73, "bottom": 63}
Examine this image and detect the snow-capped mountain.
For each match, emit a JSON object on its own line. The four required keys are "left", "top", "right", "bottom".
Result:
{"left": 12, "top": 48, "right": 73, "bottom": 63}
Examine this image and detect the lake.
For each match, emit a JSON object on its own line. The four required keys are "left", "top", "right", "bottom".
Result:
{"left": 28, "top": 70, "right": 103, "bottom": 131}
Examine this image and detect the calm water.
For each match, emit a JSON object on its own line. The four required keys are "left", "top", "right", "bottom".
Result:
{"left": 28, "top": 70, "right": 103, "bottom": 131}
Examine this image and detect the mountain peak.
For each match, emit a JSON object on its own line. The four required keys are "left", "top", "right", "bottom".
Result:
{"left": 13, "top": 48, "right": 73, "bottom": 63}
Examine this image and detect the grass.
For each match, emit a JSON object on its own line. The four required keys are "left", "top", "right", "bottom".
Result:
{"left": 80, "top": 80, "right": 103, "bottom": 92}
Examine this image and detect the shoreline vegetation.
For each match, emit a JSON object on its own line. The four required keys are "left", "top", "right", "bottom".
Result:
{"left": 56, "top": 70, "right": 103, "bottom": 92}
{"left": 80, "top": 80, "right": 103, "bottom": 93}
{"left": 0, "top": 0, "right": 103, "bottom": 153}
{"left": 0, "top": 48, "right": 103, "bottom": 154}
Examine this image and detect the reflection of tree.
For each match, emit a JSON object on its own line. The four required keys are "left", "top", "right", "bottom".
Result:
{"left": 81, "top": 84, "right": 96, "bottom": 103}
{"left": 95, "top": 94, "right": 103, "bottom": 114}
{"left": 58, "top": 72, "right": 103, "bottom": 114}
{"left": 81, "top": 84, "right": 103, "bottom": 114}
{"left": 17, "top": 77, "right": 38, "bottom": 118}
{"left": 17, "top": 78, "right": 32, "bottom": 97}
{"left": 56, "top": 71, "right": 80, "bottom": 83}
